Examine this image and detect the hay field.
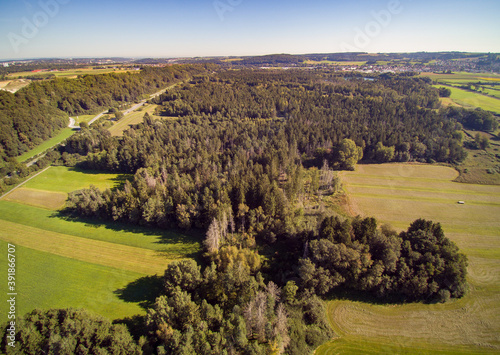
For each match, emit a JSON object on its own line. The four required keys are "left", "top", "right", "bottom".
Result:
{"left": 316, "top": 164, "right": 500, "bottom": 354}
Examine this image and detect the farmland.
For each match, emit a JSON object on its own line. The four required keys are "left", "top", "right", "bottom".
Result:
{"left": 6, "top": 67, "right": 138, "bottom": 79}
{"left": 423, "top": 72, "right": 500, "bottom": 113}
{"left": 0, "top": 166, "right": 201, "bottom": 321}
{"left": 316, "top": 164, "right": 500, "bottom": 354}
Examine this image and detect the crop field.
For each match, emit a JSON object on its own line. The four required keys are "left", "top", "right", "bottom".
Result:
{"left": 316, "top": 164, "right": 500, "bottom": 354}
{"left": 0, "top": 166, "right": 200, "bottom": 320}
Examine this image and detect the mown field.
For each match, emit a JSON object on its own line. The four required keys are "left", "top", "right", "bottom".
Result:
{"left": 316, "top": 164, "right": 500, "bottom": 354}
{"left": 0, "top": 166, "right": 200, "bottom": 321}
{"left": 16, "top": 128, "right": 74, "bottom": 163}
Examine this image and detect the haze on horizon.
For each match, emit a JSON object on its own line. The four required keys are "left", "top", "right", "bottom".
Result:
{"left": 0, "top": 0, "right": 499, "bottom": 60}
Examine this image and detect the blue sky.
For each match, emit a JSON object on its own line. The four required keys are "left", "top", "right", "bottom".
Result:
{"left": 0, "top": 0, "right": 499, "bottom": 59}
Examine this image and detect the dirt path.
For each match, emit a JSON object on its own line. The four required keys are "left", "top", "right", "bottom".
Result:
{"left": 0, "top": 166, "right": 52, "bottom": 200}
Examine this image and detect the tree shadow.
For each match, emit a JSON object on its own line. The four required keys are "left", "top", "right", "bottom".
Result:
{"left": 114, "top": 275, "right": 164, "bottom": 310}
{"left": 67, "top": 166, "right": 131, "bottom": 189}
{"left": 324, "top": 287, "right": 408, "bottom": 306}
{"left": 51, "top": 211, "right": 202, "bottom": 251}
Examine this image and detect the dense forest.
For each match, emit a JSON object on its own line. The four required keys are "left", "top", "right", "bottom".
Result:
{"left": 1, "top": 68, "right": 471, "bottom": 354}
{"left": 0, "top": 64, "right": 209, "bottom": 178}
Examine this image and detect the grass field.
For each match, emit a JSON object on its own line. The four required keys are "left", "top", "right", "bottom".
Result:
{"left": 108, "top": 104, "right": 160, "bottom": 136}
{"left": 0, "top": 166, "right": 201, "bottom": 321}
{"left": 316, "top": 164, "right": 500, "bottom": 354}
{"left": 0, "top": 79, "right": 31, "bottom": 92}
{"left": 16, "top": 128, "right": 74, "bottom": 163}
{"left": 0, "top": 240, "right": 146, "bottom": 320}
{"left": 433, "top": 85, "right": 500, "bottom": 114}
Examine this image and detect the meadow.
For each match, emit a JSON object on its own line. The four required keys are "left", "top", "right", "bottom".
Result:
{"left": 108, "top": 104, "right": 160, "bottom": 136}
{"left": 316, "top": 164, "right": 500, "bottom": 354}
{"left": 0, "top": 166, "right": 200, "bottom": 321}
{"left": 423, "top": 72, "right": 500, "bottom": 113}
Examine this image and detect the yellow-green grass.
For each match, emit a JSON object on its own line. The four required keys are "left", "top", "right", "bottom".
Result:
{"left": 0, "top": 201, "right": 200, "bottom": 259}
{"left": 16, "top": 128, "right": 74, "bottom": 162}
{"left": 433, "top": 85, "right": 500, "bottom": 114}
{"left": 3, "top": 187, "right": 67, "bottom": 210}
{"left": 0, "top": 218, "right": 172, "bottom": 275}
{"left": 318, "top": 164, "right": 500, "bottom": 353}
{"left": 74, "top": 114, "right": 98, "bottom": 124}
{"left": 0, "top": 163, "right": 200, "bottom": 320}
{"left": 21, "top": 166, "right": 126, "bottom": 193}
{"left": 0, "top": 240, "right": 146, "bottom": 320}
{"left": 422, "top": 72, "right": 500, "bottom": 83}
{"left": 108, "top": 104, "right": 160, "bottom": 136}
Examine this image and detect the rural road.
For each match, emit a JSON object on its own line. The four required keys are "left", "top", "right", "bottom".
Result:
{"left": 0, "top": 166, "right": 52, "bottom": 200}
{"left": 22, "top": 82, "right": 180, "bottom": 168}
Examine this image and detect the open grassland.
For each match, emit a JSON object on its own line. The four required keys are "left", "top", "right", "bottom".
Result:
{"left": 316, "top": 164, "right": 500, "bottom": 354}
{"left": 0, "top": 219, "right": 173, "bottom": 275}
{"left": 108, "top": 104, "right": 160, "bottom": 136}
{"left": 0, "top": 240, "right": 145, "bottom": 320}
{"left": 20, "top": 165, "right": 128, "bottom": 193}
{"left": 0, "top": 166, "right": 200, "bottom": 320}
{"left": 16, "top": 128, "right": 74, "bottom": 162}
{"left": 433, "top": 85, "right": 500, "bottom": 114}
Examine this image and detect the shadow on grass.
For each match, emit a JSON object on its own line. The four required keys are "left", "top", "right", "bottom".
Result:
{"left": 67, "top": 166, "right": 131, "bottom": 189}
{"left": 51, "top": 210, "right": 202, "bottom": 252}
{"left": 114, "top": 275, "right": 164, "bottom": 310}
{"left": 324, "top": 287, "right": 408, "bottom": 306}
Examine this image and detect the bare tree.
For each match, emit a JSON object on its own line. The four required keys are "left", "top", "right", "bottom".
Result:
{"left": 204, "top": 218, "right": 221, "bottom": 253}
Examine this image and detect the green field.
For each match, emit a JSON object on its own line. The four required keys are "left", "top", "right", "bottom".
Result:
{"left": 16, "top": 128, "right": 74, "bottom": 163}
{"left": 108, "top": 104, "right": 160, "bottom": 136}
{"left": 316, "top": 164, "right": 500, "bottom": 354}
{"left": 0, "top": 240, "right": 146, "bottom": 320}
{"left": 7, "top": 67, "right": 138, "bottom": 79}
{"left": 432, "top": 84, "right": 500, "bottom": 114}
{"left": 0, "top": 166, "right": 201, "bottom": 321}
{"left": 424, "top": 72, "right": 500, "bottom": 113}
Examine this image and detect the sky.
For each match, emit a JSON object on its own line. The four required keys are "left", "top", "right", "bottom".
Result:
{"left": 0, "top": 0, "right": 499, "bottom": 60}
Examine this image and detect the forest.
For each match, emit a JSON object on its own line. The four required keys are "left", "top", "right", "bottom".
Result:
{"left": 1, "top": 68, "right": 471, "bottom": 354}
{"left": 0, "top": 64, "right": 209, "bottom": 179}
